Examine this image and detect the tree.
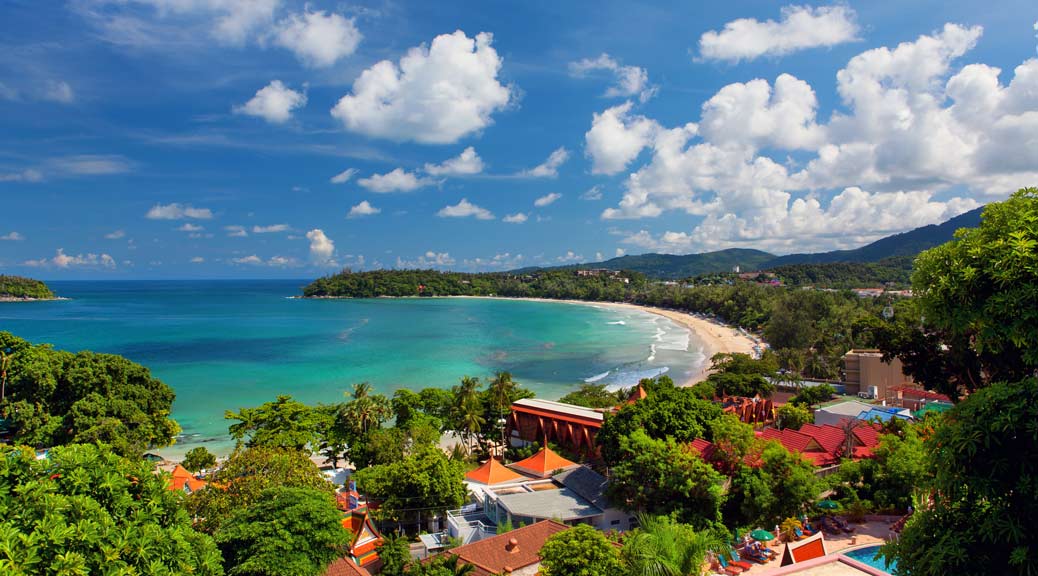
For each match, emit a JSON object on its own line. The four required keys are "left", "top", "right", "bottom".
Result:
{"left": 607, "top": 429, "right": 724, "bottom": 528}
{"left": 183, "top": 445, "right": 218, "bottom": 472}
{"left": 559, "top": 382, "right": 624, "bottom": 408}
{"left": 540, "top": 524, "right": 623, "bottom": 576}
{"left": 409, "top": 554, "right": 474, "bottom": 576}
{"left": 225, "top": 395, "right": 325, "bottom": 451}
{"left": 725, "top": 442, "right": 820, "bottom": 528}
{"left": 621, "top": 515, "right": 723, "bottom": 576}
{"left": 776, "top": 404, "right": 812, "bottom": 430}
{"left": 187, "top": 446, "right": 333, "bottom": 533}
{"left": 352, "top": 446, "right": 466, "bottom": 521}
{"left": 789, "top": 383, "right": 835, "bottom": 407}
{"left": 833, "top": 426, "right": 927, "bottom": 512}
{"left": 877, "top": 189, "right": 1038, "bottom": 399}
{"left": 704, "top": 352, "right": 777, "bottom": 398}
{"left": 348, "top": 414, "right": 441, "bottom": 469}
{"left": 214, "top": 487, "right": 349, "bottom": 576}
{"left": 0, "top": 443, "right": 223, "bottom": 576}
{"left": 376, "top": 533, "right": 412, "bottom": 576}
{"left": 0, "top": 332, "right": 180, "bottom": 457}
{"left": 883, "top": 379, "right": 1038, "bottom": 576}
{"left": 597, "top": 376, "right": 724, "bottom": 466}
{"left": 707, "top": 414, "right": 758, "bottom": 475}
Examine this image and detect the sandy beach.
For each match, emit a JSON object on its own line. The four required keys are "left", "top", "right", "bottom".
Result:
{"left": 453, "top": 296, "right": 760, "bottom": 386}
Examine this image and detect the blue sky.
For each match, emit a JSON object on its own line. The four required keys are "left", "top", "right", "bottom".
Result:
{"left": 1, "top": 0, "right": 1036, "bottom": 279}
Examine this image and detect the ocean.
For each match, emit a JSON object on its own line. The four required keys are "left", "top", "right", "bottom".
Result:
{"left": 0, "top": 280, "right": 706, "bottom": 456}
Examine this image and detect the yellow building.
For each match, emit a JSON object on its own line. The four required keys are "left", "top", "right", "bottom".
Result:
{"left": 841, "top": 349, "right": 913, "bottom": 400}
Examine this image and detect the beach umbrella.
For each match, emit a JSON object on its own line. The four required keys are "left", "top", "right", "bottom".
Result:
{"left": 816, "top": 500, "right": 839, "bottom": 510}
{"left": 750, "top": 529, "right": 775, "bottom": 541}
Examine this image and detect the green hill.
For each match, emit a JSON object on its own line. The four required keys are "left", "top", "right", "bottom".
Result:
{"left": 514, "top": 248, "right": 776, "bottom": 280}
{"left": 0, "top": 275, "right": 55, "bottom": 300}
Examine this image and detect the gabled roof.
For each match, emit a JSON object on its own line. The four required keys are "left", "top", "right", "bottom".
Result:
{"left": 508, "top": 447, "right": 578, "bottom": 478}
{"left": 323, "top": 558, "right": 372, "bottom": 576}
{"left": 555, "top": 466, "right": 610, "bottom": 510}
{"left": 780, "top": 532, "right": 827, "bottom": 566}
{"left": 689, "top": 438, "right": 717, "bottom": 461}
{"left": 448, "top": 520, "right": 569, "bottom": 576}
{"left": 511, "top": 398, "right": 604, "bottom": 427}
{"left": 343, "top": 509, "right": 382, "bottom": 566}
{"left": 798, "top": 424, "right": 845, "bottom": 455}
{"left": 169, "top": 464, "right": 206, "bottom": 493}
{"left": 466, "top": 458, "right": 526, "bottom": 485}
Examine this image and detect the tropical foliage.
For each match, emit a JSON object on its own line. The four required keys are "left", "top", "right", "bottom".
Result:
{"left": 0, "top": 443, "right": 223, "bottom": 576}
{"left": 621, "top": 515, "right": 723, "bottom": 576}
{"left": 540, "top": 524, "right": 623, "bottom": 576}
{"left": 0, "top": 331, "right": 180, "bottom": 456}
{"left": 351, "top": 446, "right": 467, "bottom": 521}
{"left": 183, "top": 446, "right": 218, "bottom": 472}
{"left": 0, "top": 275, "right": 54, "bottom": 299}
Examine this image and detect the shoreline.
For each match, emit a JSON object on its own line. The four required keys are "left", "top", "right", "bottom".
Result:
{"left": 447, "top": 295, "right": 760, "bottom": 386}
{"left": 0, "top": 296, "right": 68, "bottom": 303}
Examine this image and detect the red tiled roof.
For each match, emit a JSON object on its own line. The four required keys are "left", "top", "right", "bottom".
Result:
{"left": 508, "top": 447, "right": 578, "bottom": 478}
{"left": 169, "top": 465, "right": 206, "bottom": 493}
{"left": 798, "top": 424, "right": 845, "bottom": 455}
{"left": 851, "top": 423, "right": 880, "bottom": 448}
{"left": 448, "top": 520, "right": 569, "bottom": 576}
{"left": 689, "top": 438, "right": 716, "bottom": 460}
{"left": 466, "top": 458, "right": 526, "bottom": 485}
{"left": 323, "top": 558, "right": 372, "bottom": 576}
{"left": 781, "top": 533, "right": 827, "bottom": 566}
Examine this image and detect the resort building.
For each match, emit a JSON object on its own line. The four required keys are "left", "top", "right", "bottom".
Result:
{"left": 168, "top": 464, "right": 206, "bottom": 494}
{"left": 720, "top": 395, "right": 777, "bottom": 425}
{"left": 441, "top": 520, "right": 569, "bottom": 576}
{"left": 813, "top": 401, "right": 911, "bottom": 428}
{"left": 465, "top": 457, "right": 527, "bottom": 485}
{"left": 841, "top": 349, "right": 913, "bottom": 399}
{"left": 334, "top": 480, "right": 383, "bottom": 570}
{"left": 779, "top": 532, "right": 828, "bottom": 566}
{"left": 508, "top": 445, "right": 580, "bottom": 478}
{"left": 505, "top": 398, "right": 604, "bottom": 458}
{"left": 758, "top": 421, "right": 882, "bottom": 467}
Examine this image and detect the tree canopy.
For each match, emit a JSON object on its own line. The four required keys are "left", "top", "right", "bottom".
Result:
{"left": 0, "top": 443, "right": 223, "bottom": 576}
{"left": 352, "top": 446, "right": 466, "bottom": 521}
{"left": 0, "top": 276, "right": 55, "bottom": 299}
{"left": 540, "top": 524, "right": 623, "bottom": 576}
{"left": 225, "top": 395, "right": 327, "bottom": 452}
{"left": 0, "top": 331, "right": 180, "bottom": 456}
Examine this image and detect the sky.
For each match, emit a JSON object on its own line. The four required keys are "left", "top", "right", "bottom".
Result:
{"left": 1, "top": 0, "right": 1036, "bottom": 279}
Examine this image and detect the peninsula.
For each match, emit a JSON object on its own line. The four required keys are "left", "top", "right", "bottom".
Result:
{"left": 0, "top": 275, "right": 58, "bottom": 301}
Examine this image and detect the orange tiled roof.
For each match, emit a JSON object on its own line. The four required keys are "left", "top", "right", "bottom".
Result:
{"left": 169, "top": 464, "right": 206, "bottom": 493}
{"left": 449, "top": 519, "right": 569, "bottom": 576}
{"left": 781, "top": 532, "right": 827, "bottom": 566}
{"left": 323, "top": 558, "right": 372, "bottom": 576}
{"left": 508, "top": 447, "right": 578, "bottom": 478}
{"left": 466, "top": 458, "right": 527, "bottom": 485}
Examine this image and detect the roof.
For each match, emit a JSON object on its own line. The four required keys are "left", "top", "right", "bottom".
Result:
{"left": 781, "top": 532, "right": 828, "bottom": 566}
{"left": 169, "top": 465, "right": 207, "bottom": 493}
{"left": 554, "top": 466, "right": 610, "bottom": 510}
{"left": 511, "top": 398, "right": 604, "bottom": 427}
{"left": 343, "top": 509, "right": 382, "bottom": 565}
{"left": 466, "top": 458, "right": 527, "bottom": 485}
{"left": 892, "top": 386, "right": 951, "bottom": 402}
{"left": 448, "top": 520, "right": 569, "bottom": 576}
{"left": 798, "top": 424, "right": 845, "bottom": 455}
{"left": 754, "top": 553, "right": 887, "bottom": 576}
{"left": 817, "top": 401, "right": 884, "bottom": 418}
{"left": 323, "top": 558, "right": 372, "bottom": 576}
{"left": 496, "top": 486, "right": 602, "bottom": 521}
{"left": 508, "top": 446, "right": 579, "bottom": 478}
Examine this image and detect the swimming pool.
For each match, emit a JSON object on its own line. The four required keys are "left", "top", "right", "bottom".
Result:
{"left": 844, "top": 545, "right": 898, "bottom": 574}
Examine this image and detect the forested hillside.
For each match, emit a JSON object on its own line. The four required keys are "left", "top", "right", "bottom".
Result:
{"left": 0, "top": 275, "right": 55, "bottom": 299}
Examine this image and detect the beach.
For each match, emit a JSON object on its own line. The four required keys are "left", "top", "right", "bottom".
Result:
{"left": 452, "top": 296, "right": 760, "bottom": 386}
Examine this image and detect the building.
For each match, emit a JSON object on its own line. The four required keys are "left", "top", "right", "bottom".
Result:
{"left": 442, "top": 520, "right": 569, "bottom": 576}
{"left": 168, "top": 464, "right": 206, "bottom": 494}
{"left": 841, "top": 349, "right": 913, "bottom": 398}
{"left": 465, "top": 457, "right": 527, "bottom": 485}
{"left": 758, "top": 421, "right": 882, "bottom": 467}
{"left": 720, "top": 395, "right": 777, "bottom": 425}
{"left": 780, "top": 532, "right": 828, "bottom": 566}
{"left": 575, "top": 268, "right": 629, "bottom": 283}
{"left": 753, "top": 552, "right": 890, "bottom": 576}
{"left": 508, "top": 446, "right": 579, "bottom": 478}
{"left": 813, "top": 400, "right": 911, "bottom": 428}
{"left": 506, "top": 398, "right": 604, "bottom": 458}
{"left": 335, "top": 480, "right": 383, "bottom": 569}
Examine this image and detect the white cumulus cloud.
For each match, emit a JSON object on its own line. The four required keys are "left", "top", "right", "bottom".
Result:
{"left": 177, "top": 223, "right": 203, "bottom": 232}
{"left": 423, "top": 147, "right": 484, "bottom": 176}
{"left": 104, "top": 230, "right": 126, "bottom": 240}
{"left": 234, "top": 80, "right": 306, "bottom": 124}
{"left": 699, "top": 4, "right": 859, "bottom": 63}
{"left": 534, "top": 192, "right": 562, "bottom": 207}
{"left": 306, "top": 229, "right": 335, "bottom": 264}
{"left": 358, "top": 168, "right": 437, "bottom": 193}
{"left": 273, "top": 9, "right": 361, "bottom": 68}
{"left": 331, "top": 30, "right": 513, "bottom": 144}
{"left": 24, "top": 249, "right": 116, "bottom": 269}
{"left": 1, "top": 231, "right": 25, "bottom": 241}
{"left": 146, "top": 203, "right": 213, "bottom": 220}
{"left": 347, "top": 200, "right": 380, "bottom": 218}
{"left": 569, "top": 53, "right": 657, "bottom": 102}
{"left": 330, "top": 168, "right": 357, "bottom": 184}
{"left": 585, "top": 102, "right": 660, "bottom": 175}
{"left": 503, "top": 212, "right": 528, "bottom": 223}
{"left": 252, "top": 224, "right": 289, "bottom": 233}
{"left": 225, "top": 225, "right": 248, "bottom": 237}
{"left": 437, "top": 198, "right": 494, "bottom": 220}
{"left": 519, "top": 147, "right": 569, "bottom": 178}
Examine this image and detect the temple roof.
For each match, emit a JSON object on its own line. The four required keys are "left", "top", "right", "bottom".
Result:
{"left": 466, "top": 458, "right": 527, "bottom": 485}
{"left": 508, "top": 446, "right": 578, "bottom": 478}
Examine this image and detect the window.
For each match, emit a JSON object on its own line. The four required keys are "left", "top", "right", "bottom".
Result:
{"left": 610, "top": 519, "right": 621, "bottom": 526}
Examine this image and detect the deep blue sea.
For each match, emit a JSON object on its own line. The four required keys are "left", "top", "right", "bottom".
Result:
{"left": 0, "top": 280, "right": 705, "bottom": 456}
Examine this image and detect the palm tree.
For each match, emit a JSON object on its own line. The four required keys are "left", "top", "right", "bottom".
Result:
{"left": 459, "top": 395, "right": 485, "bottom": 454}
{"left": 622, "top": 514, "right": 724, "bottom": 576}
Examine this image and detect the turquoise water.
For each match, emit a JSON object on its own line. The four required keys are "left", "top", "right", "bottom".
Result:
{"left": 0, "top": 280, "right": 705, "bottom": 456}
{"left": 845, "top": 545, "right": 897, "bottom": 574}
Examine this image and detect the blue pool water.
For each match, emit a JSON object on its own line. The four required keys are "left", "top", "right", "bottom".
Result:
{"left": 844, "top": 545, "right": 897, "bottom": 574}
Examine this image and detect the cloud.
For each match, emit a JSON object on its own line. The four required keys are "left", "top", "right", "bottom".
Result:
{"left": 437, "top": 198, "right": 494, "bottom": 220}
{"left": 423, "top": 147, "right": 484, "bottom": 176}
{"left": 232, "top": 254, "right": 263, "bottom": 265}
{"left": 146, "top": 203, "right": 213, "bottom": 220}
{"left": 519, "top": 147, "right": 569, "bottom": 178}
{"left": 698, "top": 4, "right": 859, "bottom": 63}
{"left": 42, "top": 80, "right": 75, "bottom": 103}
{"left": 596, "top": 24, "right": 1017, "bottom": 252}
{"left": 358, "top": 168, "right": 437, "bottom": 193}
{"left": 306, "top": 229, "right": 335, "bottom": 264}
{"left": 585, "top": 102, "right": 659, "bottom": 175}
{"left": 252, "top": 224, "right": 289, "bottom": 233}
{"left": 534, "top": 192, "right": 562, "bottom": 207}
{"left": 232, "top": 254, "right": 299, "bottom": 267}
{"left": 330, "top": 168, "right": 357, "bottom": 184}
{"left": 90, "top": 0, "right": 280, "bottom": 46}
{"left": 615, "top": 248, "right": 626, "bottom": 257}
{"left": 396, "top": 251, "right": 455, "bottom": 268}
{"left": 272, "top": 9, "right": 361, "bottom": 68}
{"left": 225, "top": 225, "right": 248, "bottom": 237}
{"left": 503, "top": 212, "right": 528, "bottom": 223}
{"left": 347, "top": 200, "right": 380, "bottom": 218}
{"left": 331, "top": 30, "right": 513, "bottom": 144}
{"left": 24, "top": 248, "right": 116, "bottom": 269}
{"left": 177, "top": 223, "right": 204, "bottom": 232}
{"left": 190, "top": 256, "right": 205, "bottom": 263}
{"left": 569, "top": 53, "right": 657, "bottom": 102}
{"left": 556, "top": 250, "right": 583, "bottom": 263}
{"left": 462, "top": 252, "right": 524, "bottom": 270}
{"left": 581, "top": 186, "right": 603, "bottom": 201}
{"left": 104, "top": 230, "right": 126, "bottom": 239}
{"left": 234, "top": 80, "right": 306, "bottom": 124}
{"left": 53, "top": 155, "right": 132, "bottom": 175}
{"left": 1, "top": 232, "right": 25, "bottom": 241}
{"left": 0, "top": 169, "right": 44, "bottom": 182}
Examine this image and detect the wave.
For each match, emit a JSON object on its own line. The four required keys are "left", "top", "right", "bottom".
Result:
{"left": 647, "top": 343, "right": 657, "bottom": 362}
{"left": 607, "top": 320, "right": 626, "bottom": 325}
{"left": 584, "top": 371, "right": 611, "bottom": 383}
{"left": 603, "top": 366, "right": 670, "bottom": 392}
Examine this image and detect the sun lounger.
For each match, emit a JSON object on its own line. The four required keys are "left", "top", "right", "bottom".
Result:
{"left": 728, "top": 549, "right": 754, "bottom": 570}
{"left": 793, "top": 527, "right": 805, "bottom": 540}
{"left": 717, "top": 555, "right": 743, "bottom": 574}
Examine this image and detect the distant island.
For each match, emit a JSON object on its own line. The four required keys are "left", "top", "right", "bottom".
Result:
{"left": 0, "top": 275, "right": 58, "bottom": 301}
